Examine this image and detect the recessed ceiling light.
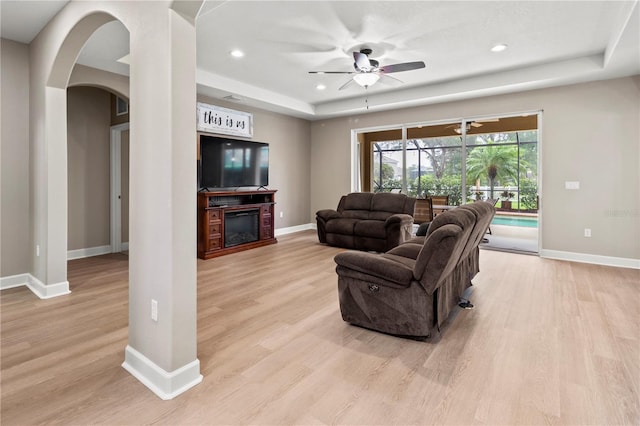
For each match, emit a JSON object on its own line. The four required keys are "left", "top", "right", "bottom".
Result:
{"left": 316, "top": 84, "right": 326, "bottom": 90}
{"left": 491, "top": 44, "right": 508, "bottom": 52}
{"left": 230, "top": 49, "right": 244, "bottom": 58}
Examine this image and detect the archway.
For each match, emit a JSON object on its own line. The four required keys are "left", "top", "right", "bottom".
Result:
{"left": 65, "top": 85, "right": 129, "bottom": 259}
{"left": 68, "top": 64, "right": 131, "bottom": 256}
{"left": 32, "top": 2, "right": 202, "bottom": 399}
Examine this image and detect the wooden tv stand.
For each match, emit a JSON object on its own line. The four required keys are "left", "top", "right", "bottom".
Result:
{"left": 197, "top": 190, "right": 277, "bottom": 259}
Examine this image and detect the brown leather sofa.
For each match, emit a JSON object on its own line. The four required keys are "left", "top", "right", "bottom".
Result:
{"left": 333, "top": 201, "right": 495, "bottom": 338}
{"left": 316, "top": 192, "right": 416, "bottom": 252}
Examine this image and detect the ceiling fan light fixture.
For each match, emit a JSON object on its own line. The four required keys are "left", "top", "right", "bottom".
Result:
{"left": 353, "top": 73, "right": 380, "bottom": 87}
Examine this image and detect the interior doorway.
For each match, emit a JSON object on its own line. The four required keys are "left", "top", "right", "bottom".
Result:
{"left": 110, "top": 123, "right": 130, "bottom": 254}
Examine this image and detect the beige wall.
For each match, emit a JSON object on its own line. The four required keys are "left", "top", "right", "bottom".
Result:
{"left": 67, "top": 86, "right": 112, "bottom": 251}
{"left": 311, "top": 76, "right": 640, "bottom": 261}
{"left": 1, "top": 39, "right": 31, "bottom": 277}
{"left": 69, "top": 63, "right": 129, "bottom": 100}
{"left": 2, "top": 34, "right": 637, "bottom": 279}
{"left": 3, "top": 61, "right": 310, "bottom": 269}
{"left": 197, "top": 96, "right": 312, "bottom": 229}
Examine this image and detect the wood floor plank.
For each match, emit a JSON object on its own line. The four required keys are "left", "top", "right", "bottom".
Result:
{"left": 1, "top": 230, "right": 639, "bottom": 425}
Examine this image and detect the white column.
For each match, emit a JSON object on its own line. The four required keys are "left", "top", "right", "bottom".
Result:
{"left": 121, "top": 7, "right": 201, "bottom": 399}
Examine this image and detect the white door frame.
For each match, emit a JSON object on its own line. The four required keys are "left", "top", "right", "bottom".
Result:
{"left": 110, "top": 122, "right": 129, "bottom": 253}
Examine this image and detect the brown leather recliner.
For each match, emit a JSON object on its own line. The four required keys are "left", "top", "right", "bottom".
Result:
{"left": 334, "top": 202, "right": 495, "bottom": 338}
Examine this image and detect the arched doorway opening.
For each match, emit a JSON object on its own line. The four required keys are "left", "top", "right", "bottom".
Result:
{"left": 66, "top": 85, "right": 130, "bottom": 260}
{"left": 37, "top": 3, "right": 202, "bottom": 399}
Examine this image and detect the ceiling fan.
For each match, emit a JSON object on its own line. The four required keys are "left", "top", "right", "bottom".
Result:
{"left": 446, "top": 119, "right": 500, "bottom": 134}
{"left": 309, "top": 48, "right": 426, "bottom": 90}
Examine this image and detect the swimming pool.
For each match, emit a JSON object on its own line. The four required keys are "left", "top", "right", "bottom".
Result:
{"left": 491, "top": 215, "right": 538, "bottom": 228}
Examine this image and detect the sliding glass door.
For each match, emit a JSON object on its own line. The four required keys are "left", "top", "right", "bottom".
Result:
{"left": 363, "top": 117, "right": 538, "bottom": 207}
{"left": 358, "top": 112, "right": 540, "bottom": 253}
{"left": 464, "top": 115, "right": 539, "bottom": 253}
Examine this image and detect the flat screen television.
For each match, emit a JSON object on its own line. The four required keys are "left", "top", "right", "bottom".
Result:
{"left": 199, "top": 135, "right": 269, "bottom": 190}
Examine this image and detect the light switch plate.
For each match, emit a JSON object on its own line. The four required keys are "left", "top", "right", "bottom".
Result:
{"left": 565, "top": 181, "right": 580, "bottom": 190}
{"left": 151, "top": 299, "right": 158, "bottom": 321}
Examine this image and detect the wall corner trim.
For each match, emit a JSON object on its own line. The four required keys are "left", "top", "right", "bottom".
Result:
{"left": 0, "top": 273, "right": 71, "bottom": 298}
{"left": 122, "top": 345, "right": 203, "bottom": 400}
{"left": 540, "top": 250, "right": 640, "bottom": 269}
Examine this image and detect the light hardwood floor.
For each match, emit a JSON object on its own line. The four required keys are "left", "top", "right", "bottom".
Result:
{"left": 1, "top": 230, "right": 639, "bottom": 425}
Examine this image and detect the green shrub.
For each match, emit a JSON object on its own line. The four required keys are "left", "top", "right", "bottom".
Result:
{"left": 409, "top": 174, "right": 471, "bottom": 206}
{"left": 519, "top": 178, "right": 538, "bottom": 210}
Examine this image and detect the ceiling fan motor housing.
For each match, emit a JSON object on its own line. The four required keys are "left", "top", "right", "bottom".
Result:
{"left": 310, "top": 47, "right": 426, "bottom": 91}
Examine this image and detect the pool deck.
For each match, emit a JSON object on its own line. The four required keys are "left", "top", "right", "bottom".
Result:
{"left": 484, "top": 222, "right": 539, "bottom": 253}
{"left": 485, "top": 210, "right": 539, "bottom": 253}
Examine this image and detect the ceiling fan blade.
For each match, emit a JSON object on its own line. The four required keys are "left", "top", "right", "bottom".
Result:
{"left": 353, "top": 51, "right": 372, "bottom": 70}
{"left": 378, "top": 74, "right": 403, "bottom": 86}
{"left": 338, "top": 78, "right": 356, "bottom": 91}
{"left": 379, "top": 61, "right": 425, "bottom": 74}
{"left": 308, "top": 71, "right": 354, "bottom": 74}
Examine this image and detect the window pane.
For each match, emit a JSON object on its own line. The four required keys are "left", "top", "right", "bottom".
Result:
{"left": 372, "top": 141, "right": 403, "bottom": 192}
{"left": 466, "top": 128, "right": 538, "bottom": 211}
{"left": 406, "top": 126, "right": 465, "bottom": 205}
{"left": 519, "top": 133, "right": 538, "bottom": 211}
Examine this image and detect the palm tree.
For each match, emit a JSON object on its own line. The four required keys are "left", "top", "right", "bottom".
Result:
{"left": 466, "top": 144, "right": 518, "bottom": 199}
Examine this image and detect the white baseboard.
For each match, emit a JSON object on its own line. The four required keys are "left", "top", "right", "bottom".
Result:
{"left": 0, "top": 273, "right": 30, "bottom": 290}
{"left": 0, "top": 273, "right": 70, "bottom": 298}
{"left": 540, "top": 250, "right": 640, "bottom": 269}
{"left": 67, "top": 244, "right": 112, "bottom": 260}
{"left": 122, "top": 345, "right": 203, "bottom": 400}
{"left": 28, "top": 275, "right": 71, "bottom": 298}
{"left": 275, "top": 223, "right": 315, "bottom": 236}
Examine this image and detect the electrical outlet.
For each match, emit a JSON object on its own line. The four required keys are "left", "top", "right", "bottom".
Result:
{"left": 584, "top": 228, "right": 591, "bottom": 237}
{"left": 280, "top": 211, "right": 284, "bottom": 218}
{"left": 36, "top": 245, "right": 40, "bottom": 257}
{"left": 151, "top": 299, "right": 158, "bottom": 321}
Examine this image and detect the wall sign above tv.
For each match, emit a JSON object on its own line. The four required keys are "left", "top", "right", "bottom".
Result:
{"left": 197, "top": 102, "right": 253, "bottom": 138}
